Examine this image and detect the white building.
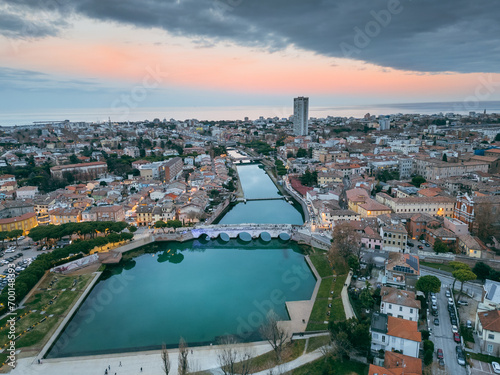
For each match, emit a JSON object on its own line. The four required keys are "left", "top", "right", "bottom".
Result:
{"left": 370, "top": 313, "right": 421, "bottom": 358}
{"left": 380, "top": 286, "right": 420, "bottom": 321}
{"left": 293, "top": 97, "right": 309, "bottom": 136}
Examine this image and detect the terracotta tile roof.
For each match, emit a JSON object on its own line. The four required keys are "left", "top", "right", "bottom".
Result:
{"left": 359, "top": 199, "right": 392, "bottom": 212}
{"left": 387, "top": 316, "right": 421, "bottom": 342}
{"left": 478, "top": 310, "right": 500, "bottom": 333}
{"left": 381, "top": 286, "right": 421, "bottom": 309}
{"left": 368, "top": 364, "right": 398, "bottom": 375}
{"left": 384, "top": 351, "right": 422, "bottom": 375}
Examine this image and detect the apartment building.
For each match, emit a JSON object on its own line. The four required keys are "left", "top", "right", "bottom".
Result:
{"left": 376, "top": 193, "right": 454, "bottom": 216}
{"left": 50, "top": 161, "right": 108, "bottom": 181}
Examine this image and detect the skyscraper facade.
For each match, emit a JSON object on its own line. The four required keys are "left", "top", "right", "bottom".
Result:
{"left": 293, "top": 97, "right": 309, "bottom": 136}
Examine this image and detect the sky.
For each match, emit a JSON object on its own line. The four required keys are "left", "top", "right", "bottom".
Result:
{"left": 1, "top": 0, "right": 500, "bottom": 118}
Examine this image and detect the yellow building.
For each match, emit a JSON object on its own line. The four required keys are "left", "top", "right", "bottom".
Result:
{"left": 0, "top": 212, "right": 37, "bottom": 234}
{"left": 49, "top": 208, "right": 82, "bottom": 225}
{"left": 358, "top": 200, "right": 393, "bottom": 218}
{"left": 458, "top": 234, "right": 483, "bottom": 258}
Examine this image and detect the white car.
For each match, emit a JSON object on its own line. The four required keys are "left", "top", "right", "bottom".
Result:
{"left": 448, "top": 297, "right": 454, "bottom": 305}
{"left": 0, "top": 260, "right": 8, "bottom": 265}
{"left": 431, "top": 296, "right": 437, "bottom": 303}
{"left": 492, "top": 362, "right": 500, "bottom": 374}
{"left": 452, "top": 325, "right": 458, "bottom": 333}
{"left": 5, "top": 249, "right": 15, "bottom": 253}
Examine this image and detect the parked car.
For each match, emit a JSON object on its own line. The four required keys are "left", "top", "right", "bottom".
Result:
{"left": 492, "top": 362, "right": 500, "bottom": 374}
{"left": 437, "top": 348, "right": 444, "bottom": 359}
{"left": 458, "top": 300, "right": 469, "bottom": 306}
{"left": 445, "top": 290, "right": 451, "bottom": 298}
{"left": 434, "top": 318, "right": 440, "bottom": 326}
{"left": 454, "top": 332, "right": 461, "bottom": 343}
{"left": 425, "top": 243, "right": 430, "bottom": 247}
{"left": 431, "top": 295, "right": 437, "bottom": 303}
{"left": 407, "top": 241, "right": 414, "bottom": 247}
{"left": 456, "top": 346, "right": 466, "bottom": 366}
{"left": 452, "top": 325, "right": 458, "bottom": 333}
{"left": 467, "top": 320, "right": 473, "bottom": 329}
{"left": 418, "top": 245, "right": 423, "bottom": 249}
{"left": 448, "top": 297, "right": 454, "bottom": 305}
{"left": 451, "top": 317, "right": 458, "bottom": 326}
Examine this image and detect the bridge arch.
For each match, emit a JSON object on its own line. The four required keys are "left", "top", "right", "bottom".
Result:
{"left": 259, "top": 232, "right": 272, "bottom": 242}
{"left": 238, "top": 232, "right": 252, "bottom": 242}
{"left": 278, "top": 232, "right": 290, "bottom": 242}
{"left": 218, "top": 233, "right": 230, "bottom": 242}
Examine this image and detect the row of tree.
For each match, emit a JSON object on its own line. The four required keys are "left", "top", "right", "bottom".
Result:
{"left": 0, "top": 231, "right": 134, "bottom": 308}
{"left": 28, "top": 221, "right": 129, "bottom": 243}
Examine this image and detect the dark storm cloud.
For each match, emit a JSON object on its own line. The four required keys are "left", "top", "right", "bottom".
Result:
{"left": 3, "top": 0, "right": 500, "bottom": 73}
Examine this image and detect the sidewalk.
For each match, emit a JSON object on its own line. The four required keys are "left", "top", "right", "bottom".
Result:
{"left": 341, "top": 271, "right": 355, "bottom": 319}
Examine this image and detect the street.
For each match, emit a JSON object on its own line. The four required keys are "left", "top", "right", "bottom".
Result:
{"left": 421, "top": 268, "right": 483, "bottom": 301}
{"left": 430, "top": 282, "right": 467, "bottom": 375}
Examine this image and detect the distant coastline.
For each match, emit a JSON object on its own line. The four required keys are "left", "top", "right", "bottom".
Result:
{"left": 1, "top": 100, "right": 500, "bottom": 127}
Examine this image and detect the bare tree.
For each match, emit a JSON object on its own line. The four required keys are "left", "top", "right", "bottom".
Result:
{"left": 161, "top": 343, "right": 171, "bottom": 375}
{"left": 178, "top": 337, "right": 189, "bottom": 375}
{"left": 259, "top": 311, "right": 289, "bottom": 362}
{"left": 217, "top": 336, "right": 254, "bottom": 375}
{"left": 329, "top": 222, "right": 361, "bottom": 260}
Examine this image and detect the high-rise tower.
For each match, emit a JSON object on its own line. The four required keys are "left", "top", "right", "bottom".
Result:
{"left": 293, "top": 97, "right": 309, "bottom": 136}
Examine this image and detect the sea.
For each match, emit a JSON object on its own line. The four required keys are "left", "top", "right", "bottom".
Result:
{"left": 1, "top": 101, "right": 500, "bottom": 126}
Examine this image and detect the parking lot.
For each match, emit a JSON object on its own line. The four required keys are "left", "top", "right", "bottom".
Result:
{"left": 0, "top": 238, "right": 44, "bottom": 291}
{"left": 470, "top": 359, "right": 497, "bottom": 375}
{"left": 407, "top": 238, "right": 434, "bottom": 253}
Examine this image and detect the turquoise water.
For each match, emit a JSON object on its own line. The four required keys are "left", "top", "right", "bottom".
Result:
{"left": 218, "top": 164, "right": 304, "bottom": 225}
{"left": 47, "top": 240, "right": 315, "bottom": 357}
{"left": 47, "top": 161, "right": 311, "bottom": 357}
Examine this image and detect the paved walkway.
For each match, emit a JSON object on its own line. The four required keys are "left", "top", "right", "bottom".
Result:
{"left": 13, "top": 342, "right": 273, "bottom": 375}
{"left": 341, "top": 271, "right": 355, "bottom": 319}
{"left": 253, "top": 348, "right": 325, "bottom": 375}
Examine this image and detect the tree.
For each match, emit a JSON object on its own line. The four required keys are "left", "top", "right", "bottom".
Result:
{"left": 495, "top": 133, "right": 500, "bottom": 142}
{"left": 300, "top": 169, "right": 317, "bottom": 187}
{"left": 411, "top": 175, "right": 426, "bottom": 187}
{"left": 217, "top": 336, "right": 254, "bottom": 375}
{"left": 69, "top": 154, "right": 80, "bottom": 164}
{"left": 161, "top": 343, "right": 171, "bottom": 375}
{"left": 166, "top": 220, "right": 183, "bottom": 228}
{"left": 128, "top": 225, "right": 138, "bottom": 233}
{"left": 347, "top": 255, "right": 360, "bottom": 272}
{"left": 433, "top": 238, "right": 449, "bottom": 254}
{"left": 359, "top": 281, "right": 374, "bottom": 310}
{"left": 453, "top": 269, "right": 477, "bottom": 297}
{"left": 450, "top": 261, "right": 470, "bottom": 291}
{"left": 442, "top": 153, "right": 448, "bottom": 162}
{"left": 178, "top": 337, "right": 189, "bottom": 375}
{"left": 155, "top": 221, "right": 167, "bottom": 231}
{"left": 329, "top": 222, "right": 361, "bottom": 260}
{"left": 472, "top": 262, "right": 492, "bottom": 282}
{"left": 416, "top": 275, "right": 441, "bottom": 298}
{"left": 296, "top": 148, "right": 307, "bottom": 158}
{"left": 259, "top": 310, "right": 289, "bottom": 362}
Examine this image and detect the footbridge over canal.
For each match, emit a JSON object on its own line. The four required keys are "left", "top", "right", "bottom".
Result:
{"left": 189, "top": 223, "right": 294, "bottom": 242}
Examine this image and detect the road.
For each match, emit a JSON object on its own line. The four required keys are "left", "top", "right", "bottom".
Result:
{"left": 430, "top": 283, "right": 467, "bottom": 375}
{"left": 421, "top": 268, "right": 483, "bottom": 301}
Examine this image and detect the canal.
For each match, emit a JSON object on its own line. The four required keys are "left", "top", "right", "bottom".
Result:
{"left": 47, "top": 160, "right": 311, "bottom": 357}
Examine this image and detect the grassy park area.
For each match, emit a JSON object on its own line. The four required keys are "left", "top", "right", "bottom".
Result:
{"left": 306, "top": 250, "right": 347, "bottom": 331}
{"left": 0, "top": 272, "right": 95, "bottom": 368}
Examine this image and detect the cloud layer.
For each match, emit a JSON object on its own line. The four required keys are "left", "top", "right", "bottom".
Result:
{"left": 2, "top": 0, "right": 500, "bottom": 73}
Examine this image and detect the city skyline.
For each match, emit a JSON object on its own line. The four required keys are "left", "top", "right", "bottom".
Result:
{"left": 1, "top": 1, "right": 500, "bottom": 115}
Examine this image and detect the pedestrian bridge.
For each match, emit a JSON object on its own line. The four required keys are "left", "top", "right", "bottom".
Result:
{"left": 189, "top": 223, "right": 294, "bottom": 242}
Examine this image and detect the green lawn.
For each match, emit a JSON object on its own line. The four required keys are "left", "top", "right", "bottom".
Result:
{"left": 306, "top": 335, "right": 331, "bottom": 353}
{"left": 0, "top": 273, "right": 94, "bottom": 368}
{"left": 287, "top": 356, "right": 369, "bottom": 375}
{"left": 420, "top": 261, "right": 454, "bottom": 273}
{"left": 234, "top": 340, "right": 306, "bottom": 373}
{"left": 309, "top": 253, "right": 332, "bottom": 278}
{"left": 330, "top": 298, "right": 346, "bottom": 321}
{"left": 317, "top": 278, "right": 333, "bottom": 299}
{"left": 308, "top": 299, "right": 329, "bottom": 323}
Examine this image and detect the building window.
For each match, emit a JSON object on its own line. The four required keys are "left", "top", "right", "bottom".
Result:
{"left": 382, "top": 335, "right": 386, "bottom": 342}
{"left": 410, "top": 308, "right": 413, "bottom": 313}
{"left": 389, "top": 304, "right": 392, "bottom": 309}
{"left": 488, "top": 344, "right": 494, "bottom": 353}
{"left": 399, "top": 306, "right": 403, "bottom": 311}
{"left": 489, "top": 334, "right": 495, "bottom": 340}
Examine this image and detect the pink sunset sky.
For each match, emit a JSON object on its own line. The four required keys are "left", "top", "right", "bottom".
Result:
{"left": 1, "top": 0, "right": 500, "bottom": 116}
